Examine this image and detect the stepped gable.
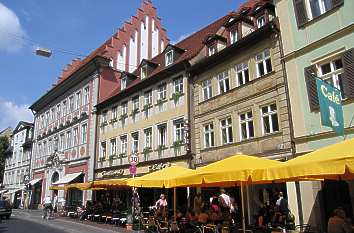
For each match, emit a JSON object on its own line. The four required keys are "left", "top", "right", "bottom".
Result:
{"left": 56, "top": 0, "right": 169, "bottom": 84}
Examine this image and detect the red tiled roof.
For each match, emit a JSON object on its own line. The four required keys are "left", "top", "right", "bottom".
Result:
{"left": 237, "top": 0, "right": 270, "bottom": 13}
{"left": 99, "top": 13, "right": 233, "bottom": 104}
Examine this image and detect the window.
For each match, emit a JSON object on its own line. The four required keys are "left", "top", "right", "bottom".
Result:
{"left": 230, "top": 30, "right": 238, "bottom": 44}
{"left": 208, "top": 45, "right": 216, "bottom": 56}
{"left": 204, "top": 123, "right": 215, "bottom": 148}
{"left": 51, "top": 108, "right": 55, "bottom": 122}
{"left": 62, "top": 101, "right": 67, "bottom": 117}
{"left": 256, "top": 50, "right": 272, "bottom": 77}
{"left": 218, "top": 71, "right": 230, "bottom": 94}
{"left": 110, "top": 138, "right": 117, "bottom": 155}
{"left": 46, "top": 112, "right": 50, "bottom": 126}
{"left": 144, "top": 90, "right": 153, "bottom": 106}
{"left": 132, "top": 132, "right": 139, "bottom": 153}
{"left": 102, "top": 110, "right": 108, "bottom": 123}
{"left": 112, "top": 106, "right": 118, "bottom": 120}
{"left": 157, "top": 123, "right": 167, "bottom": 146}
{"left": 73, "top": 127, "right": 78, "bottom": 146}
{"left": 83, "top": 86, "right": 89, "bottom": 105}
{"left": 100, "top": 141, "right": 106, "bottom": 158}
{"left": 132, "top": 96, "right": 139, "bottom": 110}
{"left": 307, "top": 0, "right": 333, "bottom": 19}
{"left": 220, "top": 118, "right": 233, "bottom": 144}
{"left": 121, "top": 77, "right": 127, "bottom": 90}
{"left": 256, "top": 15, "right": 266, "bottom": 28}
{"left": 122, "top": 102, "right": 128, "bottom": 115}
{"left": 173, "top": 77, "right": 184, "bottom": 94}
{"left": 81, "top": 124, "right": 87, "bottom": 144}
{"left": 173, "top": 119, "right": 184, "bottom": 142}
{"left": 202, "top": 79, "right": 212, "bottom": 101}
{"left": 236, "top": 62, "right": 250, "bottom": 86}
{"left": 319, "top": 58, "right": 345, "bottom": 98}
{"left": 158, "top": 83, "right": 167, "bottom": 100}
{"left": 66, "top": 130, "right": 72, "bottom": 149}
{"left": 48, "top": 139, "right": 52, "bottom": 155}
{"left": 141, "top": 65, "right": 148, "bottom": 79}
{"left": 239, "top": 111, "right": 254, "bottom": 140}
{"left": 69, "top": 96, "right": 74, "bottom": 112}
{"left": 56, "top": 104, "right": 61, "bottom": 119}
{"left": 120, "top": 135, "right": 127, "bottom": 154}
{"left": 75, "top": 91, "right": 81, "bottom": 110}
{"left": 59, "top": 134, "right": 65, "bottom": 151}
{"left": 261, "top": 103, "right": 279, "bottom": 134}
{"left": 165, "top": 50, "right": 173, "bottom": 66}
{"left": 144, "top": 128, "right": 152, "bottom": 148}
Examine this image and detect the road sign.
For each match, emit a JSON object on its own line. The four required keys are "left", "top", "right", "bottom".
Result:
{"left": 128, "top": 153, "right": 139, "bottom": 165}
{"left": 129, "top": 165, "right": 137, "bottom": 175}
{"left": 23, "top": 174, "right": 30, "bottom": 184}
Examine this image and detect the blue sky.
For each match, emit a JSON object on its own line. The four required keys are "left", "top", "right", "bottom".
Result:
{"left": 0, "top": 0, "right": 242, "bottom": 129}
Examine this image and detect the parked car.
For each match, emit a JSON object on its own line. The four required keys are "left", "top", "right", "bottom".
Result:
{"left": 0, "top": 200, "right": 12, "bottom": 219}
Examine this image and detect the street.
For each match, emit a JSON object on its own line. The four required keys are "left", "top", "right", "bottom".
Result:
{"left": 1, "top": 210, "right": 122, "bottom": 233}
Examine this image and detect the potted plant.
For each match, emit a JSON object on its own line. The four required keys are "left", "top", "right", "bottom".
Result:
{"left": 98, "top": 156, "right": 105, "bottom": 162}
{"left": 130, "top": 108, "right": 139, "bottom": 117}
{"left": 171, "top": 91, "right": 183, "bottom": 103}
{"left": 143, "top": 104, "right": 151, "bottom": 112}
{"left": 109, "top": 117, "right": 118, "bottom": 124}
{"left": 156, "top": 145, "right": 167, "bottom": 158}
{"left": 143, "top": 147, "right": 152, "bottom": 160}
{"left": 119, "top": 113, "right": 128, "bottom": 122}
{"left": 156, "top": 98, "right": 166, "bottom": 106}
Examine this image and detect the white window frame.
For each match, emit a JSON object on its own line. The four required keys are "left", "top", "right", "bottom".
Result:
{"left": 131, "top": 132, "right": 139, "bottom": 153}
{"left": 110, "top": 138, "right": 117, "bottom": 155}
{"left": 256, "top": 49, "right": 272, "bottom": 77}
{"left": 83, "top": 86, "right": 89, "bottom": 105}
{"left": 132, "top": 96, "right": 140, "bottom": 110}
{"left": 236, "top": 62, "right": 250, "bottom": 86}
{"left": 75, "top": 91, "right": 81, "bottom": 110}
{"left": 261, "top": 103, "right": 279, "bottom": 135}
{"left": 256, "top": 15, "right": 266, "bottom": 28}
{"left": 100, "top": 141, "right": 106, "bottom": 158}
{"left": 122, "top": 102, "right": 128, "bottom": 115}
{"left": 141, "top": 65, "right": 148, "bottom": 79}
{"left": 66, "top": 130, "right": 72, "bottom": 149}
{"left": 173, "top": 118, "right": 184, "bottom": 142}
{"left": 173, "top": 77, "right": 184, "bottom": 94}
{"left": 144, "top": 90, "right": 153, "bottom": 106}
{"left": 69, "top": 96, "right": 74, "bottom": 112}
{"left": 121, "top": 77, "right": 127, "bottom": 90}
{"left": 202, "top": 79, "right": 212, "bottom": 101}
{"left": 204, "top": 123, "right": 215, "bottom": 149}
{"left": 120, "top": 135, "right": 128, "bottom": 154}
{"left": 305, "top": 0, "right": 333, "bottom": 20}
{"left": 102, "top": 110, "right": 108, "bottom": 123}
{"left": 239, "top": 111, "right": 254, "bottom": 140}
{"left": 318, "top": 57, "right": 345, "bottom": 99}
{"left": 220, "top": 117, "right": 233, "bottom": 145}
{"left": 218, "top": 71, "right": 230, "bottom": 94}
{"left": 208, "top": 46, "right": 216, "bottom": 56}
{"left": 158, "top": 83, "right": 167, "bottom": 100}
{"left": 56, "top": 104, "right": 61, "bottom": 119}
{"left": 112, "top": 106, "right": 118, "bottom": 120}
{"left": 165, "top": 50, "right": 173, "bottom": 66}
{"left": 73, "top": 127, "right": 79, "bottom": 146}
{"left": 81, "top": 123, "right": 87, "bottom": 144}
{"left": 59, "top": 134, "right": 65, "bottom": 151}
{"left": 62, "top": 101, "right": 67, "bottom": 117}
{"left": 144, "top": 127, "right": 153, "bottom": 148}
{"left": 157, "top": 123, "right": 167, "bottom": 146}
{"left": 230, "top": 30, "right": 238, "bottom": 44}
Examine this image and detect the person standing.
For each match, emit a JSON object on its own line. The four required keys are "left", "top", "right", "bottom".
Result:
{"left": 42, "top": 196, "right": 53, "bottom": 219}
{"left": 155, "top": 194, "right": 168, "bottom": 219}
{"left": 328, "top": 208, "right": 352, "bottom": 233}
{"left": 218, "top": 189, "right": 231, "bottom": 222}
{"left": 193, "top": 192, "right": 203, "bottom": 215}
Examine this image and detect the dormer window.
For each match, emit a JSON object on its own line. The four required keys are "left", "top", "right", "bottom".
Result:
{"left": 230, "top": 30, "right": 238, "bottom": 44}
{"left": 165, "top": 50, "right": 173, "bottom": 66}
{"left": 141, "top": 65, "right": 148, "bottom": 79}
{"left": 121, "top": 77, "right": 127, "bottom": 90}
{"left": 208, "top": 45, "right": 216, "bottom": 56}
{"left": 256, "top": 15, "right": 266, "bottom": 28}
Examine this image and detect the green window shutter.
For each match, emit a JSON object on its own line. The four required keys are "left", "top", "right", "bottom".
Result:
{"left": 332, "top": 0, "right": 344, "bottom": 8}
{"left": 304, "top": 65, "right": 319, "bottom": 111}
{"left": 342, "top": 48, "right": 354, "bottom": 99}
{"left": 293, "top": 0, "right": 308, "bottom": 28}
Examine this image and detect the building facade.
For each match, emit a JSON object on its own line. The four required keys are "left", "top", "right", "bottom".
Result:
{"left": 275, "top": 0, "right": 354, "bottom": 231}
{"left": 29, "top": 0, "right": 169, "bottom": 207}
{"left": 3, "top": 122, "right": 33, "bottom": 208}
{"left": 190, "top": 0, "right": 293, "bottom": 224}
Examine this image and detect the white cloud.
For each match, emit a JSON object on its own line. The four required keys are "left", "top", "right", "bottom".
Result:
{"left": 0, "top": 98, "right": 33, "bottom": 130}
{"left": 0, "top": 3, "right": 26, "bottom": 52}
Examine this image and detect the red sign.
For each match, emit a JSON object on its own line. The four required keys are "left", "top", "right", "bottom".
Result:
{"left": 129, "top": 165, "right": 137, "bottom": 175}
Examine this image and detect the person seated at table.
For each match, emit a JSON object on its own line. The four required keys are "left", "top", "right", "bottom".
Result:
{"left": 271, "top": 205, "right": 284, "bottom": 228}
{"left": 255, "top": 208, "right": 267, "bottom": 230}
{"left": 186, "top": 208, "right": 197, "bottom": 223}
{"left": 197, "top": 206, "right": 209, "bottom": 224}
{"left": 154, "top": 194, "right": 168, "bottom": 220}
{"left": 210, "top": 197, "right": 222, "bottom": 224}
{"left": 328, "top": 207, "right": 352, "bottom": 233}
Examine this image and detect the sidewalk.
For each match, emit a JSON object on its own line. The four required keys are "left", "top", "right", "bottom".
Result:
{"left": 13, "top": 209, "right": 139, "bottom": 233}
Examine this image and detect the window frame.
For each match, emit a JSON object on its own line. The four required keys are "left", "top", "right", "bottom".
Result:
{"left": 261, "top": 103, "right": 279, "bottom": 135}
{"left": 120, "top": 135, "right": 128, "bottom": 155}
{"left": 81, "top": 123, "right": 87, "bottom": 144}
{"left": 144, "top": 127, "right": 153, "bottom": 149}
{"left": 204, "top": 123, "right": 215, "bottom": 149}
{"left": 173, "top": 77, "right": 184, "bottom": 94}
{"left": 157, "top": 123, "right": 167, "bottom": 146}
{"left": 256, "top": 49, "right": 272, "bottom": 78}
{"left": 236, "top": 62, "right": 250, "bottom": 86}
{"left": 202, "top": 79, "right": 213, "bottom": 101}
{"left": 121, "top": 77, "right": 127, "bottom": 90}
{"left": 165, "top": 50, "right": 174, "bottom": 66}
{"left": 173, "top": 118, "right": 184, "bottom": 142}
{"left": 131, "top": 132, "right": 139, "bottom": 153}
{"left": 158, "top": 83, "right": 167, "bottom": 100}
{"left": 239, "top": 111, "right": 255, "bottom": 140}
{"left": 218, "top": 71, "right": 230, "bottom": 94}
{"left": 220, "top": 117, "right": 233, "bottom": 145}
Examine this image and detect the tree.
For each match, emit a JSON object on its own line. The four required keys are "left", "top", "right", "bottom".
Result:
{"left": 0, "top": 136, "right": 10, "bottom": 183}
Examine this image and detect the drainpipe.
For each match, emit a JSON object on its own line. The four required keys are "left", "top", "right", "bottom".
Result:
{"left": 275, "top": 19, "right": 304, "bottom": 225}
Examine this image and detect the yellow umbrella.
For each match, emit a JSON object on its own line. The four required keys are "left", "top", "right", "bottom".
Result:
{"left": 49, "top": 185, "right": 64, "bottom": 190}
{"left": 64, "top": 182, "right": 93, "bottom": 191}
{"left": 127, "top": 166, "right": 193, "bottom": 188}
{"left": 92, "top": 178, "right": 128, "bottom": 188}
{"left": 174, "top": 154, "right": 282, "bottom": 187}
{"left": 252, "top": 138, "right": 354, "bottom": 182}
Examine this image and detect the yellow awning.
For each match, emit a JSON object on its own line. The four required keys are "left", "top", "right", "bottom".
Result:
{"left": 252, "top": 138, "right": 354, "bottom": 182}
{"left": 127, "top": 166, "right": 193, "bottom": 188}
{"left": 49, "top": 185, "right": 64, "bottom": 190}
{"left": 92, "top": 178, "right": 128, "bottom": 188}
{"left": 173, "top": 154, "right": 282, "bottom": 187}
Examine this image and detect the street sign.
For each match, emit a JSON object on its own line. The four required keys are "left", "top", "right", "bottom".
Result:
{"left": 316, "top": 78, "right": 344, "bottom": 136}
{"left": 128, "top": 153, "right": 139, "bottom": 166}
{"left": 23, "top": 174, "right": 30, "bottom": 184}
{"left": 129, "top": 165, "right": 137, "bottom": 175}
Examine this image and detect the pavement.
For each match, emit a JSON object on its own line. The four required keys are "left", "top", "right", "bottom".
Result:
{"left": 7, "top": 209, "right": 134, "bottom": 233}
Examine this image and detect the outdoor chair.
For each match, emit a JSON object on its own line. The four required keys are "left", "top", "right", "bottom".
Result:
{"left": 295, "top": 224, "right": 313, "bottom": 233}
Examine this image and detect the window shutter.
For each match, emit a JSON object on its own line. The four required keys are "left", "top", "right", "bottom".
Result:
{"left": 293, "top": 0, "right": 308, "bottom": 27}
{"left": 332, "top": 0, "right": 344, "bottom": 8}
{"left": 304, "top": 65, "right": 319, "bottom": 111}
{"left": 342, "top": 48, "right": 354, "bottom": 99}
